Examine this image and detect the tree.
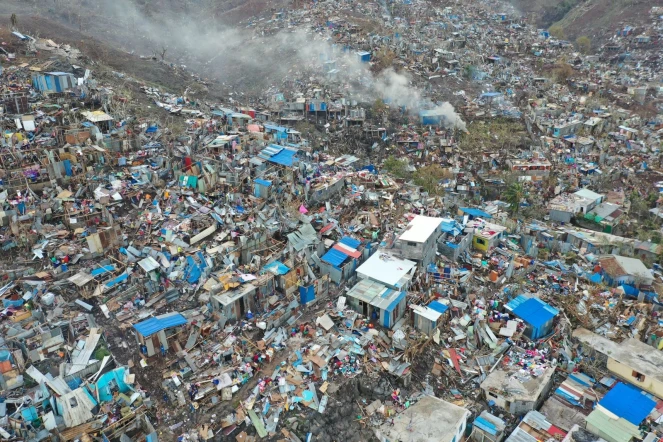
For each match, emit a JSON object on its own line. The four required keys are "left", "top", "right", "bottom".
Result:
{"left": 549, "top": 24, "right": 565, "bottom": 40}
{"left": 413, "top": 164, "right": 451, "bottom": 196}
{"left": 504, "top": 182, "right": 525, "bottom": 215}
{"left": 382, "top": 155, "right": 409, "bottom": 178}
{"left": 576, "top": 36, "right": 591, "bottom": 54}
{"left": 553, "top": 63, "right": 574, "bottom": 83}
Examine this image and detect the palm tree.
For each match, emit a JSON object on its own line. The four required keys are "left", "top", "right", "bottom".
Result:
{"left": 504, "top": 182, "right": 525, "bottom": 215}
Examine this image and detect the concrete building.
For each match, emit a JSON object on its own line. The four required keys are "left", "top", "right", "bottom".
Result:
{"left": 375, "top": 395, "right": 470, "bottom": 442}
{"left": 548, "top": 189, "right": 604, "bottom": 223}
{"left": 573, "top": 328, "right": 663, "bottom": 399}
{"left": 345, "top": 251, "right": 416, "bottom": 328}
{"left": 481, "top": 366, "right": 555, "bottom": 415}
{"left": 393, "top": 215, "right": 444, "bottom": 267}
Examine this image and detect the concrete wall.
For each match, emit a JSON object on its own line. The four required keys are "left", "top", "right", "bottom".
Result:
{"left": 607, "top": 358, "right": 663, "bottom": 398}
{"left": 548, "top": 209, "right": 573, "bottom": 223}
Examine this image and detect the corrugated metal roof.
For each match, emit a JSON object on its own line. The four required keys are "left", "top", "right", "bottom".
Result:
{"left": 346, "top": 278, "right": 387, "bottom": 304}
{"left": 428, "top": 300, "right": 449, "bottom": 314}
{"left": 585, "top": 409, "right": 640, "bottom": 442}
{"left": 134, "top": 312, "right": 187, "bottom": 337}
{"left": 474, "top": 416, "right": 498, "bottom": 435}
{"left": 269, "top": 148, "right": 297, "bottom": 166}
{"left": 599, "top": 383, "right": 655, "bottom": 425}
{"left": 320, "top": 248, "right": 348, "bottom": 267}
{"left": 339, "top": 236, "right": 361, "bottom": 249}
{"left": 512, "top": 297, "right": 558, "bottom": 328}
{"left": 460, "top": 207, "right": 493, "bottom": 218}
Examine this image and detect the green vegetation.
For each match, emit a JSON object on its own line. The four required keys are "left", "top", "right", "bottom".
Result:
{"left": 504, "top": 182, "right": 525, "bottom": 215}
{"left": 548, "top": 24, "right": 565, "bottom": 39}
{"left": 575, "top": 36, "right": 591, "bottom": 53}
{"left": 413, "top": 164, "right": 451, "bottom": 196}
{"left": 382, "top": 155, "right": 409, "bottom": 178}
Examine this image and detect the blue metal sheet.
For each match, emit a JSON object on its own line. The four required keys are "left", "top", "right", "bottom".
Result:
{"left": 268, "top": 149, "right": 296, "bottom": 166}
{"left": 339, "top": 236, "right": 361, "bottom": 249}
{"left": 512, "top": 297, "right": 558, "bottom": 328}
{"left": 254, "top": 178, "right": 272, "bottom": 187}
{"left": 599, "top": 383, "right": 655, "bottom": 425}
{"left": 321, "top": 248, "right": 348, "bottom": 267}
{"left": 474, "top": 417, "right": 497, "bottom": 436}
{"left": 105, "top": 272, "right": 128, "bottom": 288}
{"left": 91, "top": 265, "right": 115, "bottom": 276}
{"left": 428, "top": 300, "right": 449, "bottom": 314}
{"left": 133, "top": 313, "right": 187, "bottom": 337}
{"left": 460, "top": 207, "right": 493, "bottom": 218}
{"left": 385, "top": 290, "right": 406, "bottom": 312}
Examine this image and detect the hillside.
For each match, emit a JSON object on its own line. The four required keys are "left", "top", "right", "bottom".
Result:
{"left": 510, "top": 0, "right": 656, "bottom": 43}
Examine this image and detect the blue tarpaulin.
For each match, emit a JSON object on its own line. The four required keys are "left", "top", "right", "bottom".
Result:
{"left": 460, "top": 207, "right": 492, "bottom": 219}
{"left": 133, "top": 313, "right": 187, "bottom": 337}
{"left": 263, "top": 260, "right": 291, "bottom": 275}
{"left": 599, "top": 383, "right": 655, "bottom": 425}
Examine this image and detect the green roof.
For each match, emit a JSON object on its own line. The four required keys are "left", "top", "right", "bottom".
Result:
{"left": 585, "top": 409, "right": 641, "bottom": 442}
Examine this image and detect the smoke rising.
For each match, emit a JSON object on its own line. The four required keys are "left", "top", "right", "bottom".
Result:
{"left": 68, "top": 0, "right": 464, "bottom": 126}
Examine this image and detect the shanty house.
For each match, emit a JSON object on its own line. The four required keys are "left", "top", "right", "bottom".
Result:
{"left": 573, "top": 328, "right": 663, "bottom": 399}
{"left": 253, "top": 178, "right": 272, "bottom": 199}
{"left": 393, "top": 215, "right": 443, "bottom": 267}
{"left": 585, "top": 383, "right": 655, "bottom": 442}
{"left": 133, "top": 312, "right": 188, "bottom": 357}
{"left": 318, "top": 236, "right": 365, "bottom": 284}
{"left": 411, "top": 300, "right": 449, "bottom": 336}
{"left": 211, "top": 283, "right": 258, "bottom": 322}
{"left": 505, "top": 295, "right": 558, "bottom": 340}
{"left": 345, "top": 251, "right": 416, "bottom": 328}
{"left": 32, "top": 72, "right": 76, "bottom": 93}
{"left": 481, "top": 366, "right": 555, "bottom": 415}
{"left": 598, "top": 255, "right": 653, "bottom": 287}
{"left": 375, "top": 395, "right": 469, "bottom": 442}
{"left": 504, "top": 411, "right": 566, "bottom": 442}
{"left": 472, "top": 411, "right": 506, "bottom": 442}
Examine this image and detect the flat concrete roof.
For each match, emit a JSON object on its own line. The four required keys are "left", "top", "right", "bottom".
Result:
{"left": 573, "top": 328, "right": 663, "bottom": 382}
{"left": 375, "top": 395, "right": 469, "bottom": 442}
{"left": 481, "top": 366, "right": 555, "bottom": 403}
{"left": 398, "top": 215, "right": 443, "bottom": 243}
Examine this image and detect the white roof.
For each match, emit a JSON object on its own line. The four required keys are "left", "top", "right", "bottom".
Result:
{"left": 356, "top": 251, "right": 416, "bottom": 288}
{"left": 574, "top": 188, "right": 603, "bottom": 201}
{"left": 399, "top": 215, "right": 443, "bottom": 243}
{"left": 412, "top": 304, "right": 442, "bottom": 322}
